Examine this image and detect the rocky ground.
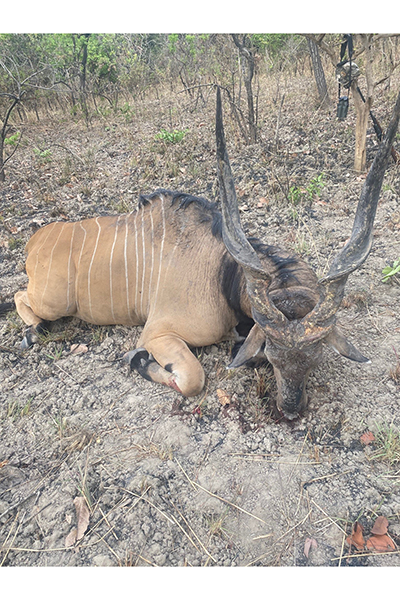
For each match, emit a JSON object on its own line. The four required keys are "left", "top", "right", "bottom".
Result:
{"left": 1, "top": 74, "right": 400, "bottom": 567}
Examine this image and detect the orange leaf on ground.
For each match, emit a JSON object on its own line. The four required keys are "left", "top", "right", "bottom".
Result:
{"left": 257, "top": 198, "right": 269, "bottom": 208}
{"left": 366, "top": 534, "right": 396, "bottom": 552}
{"left": 360, "top": 431, "right": 375, "bottom": 445}
{"left": 217, "top": 389, "right": 231, "bottom": 406}
{"left": 346, "top": 522, "right": 365, "bottom": 551}
{"left": 371, "top": 516, "right": 389, "bottom": 536}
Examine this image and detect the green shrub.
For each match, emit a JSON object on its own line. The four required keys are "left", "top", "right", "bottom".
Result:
{"left": 155, "top": 128, "right": 188, "bottom": 144}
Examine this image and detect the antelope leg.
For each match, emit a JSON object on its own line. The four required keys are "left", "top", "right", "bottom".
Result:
{"left": 14, "top": 290, "right": 49, "bottom": 348}
{"left": 127, "top": 336, "right": 205, "bottom": 397}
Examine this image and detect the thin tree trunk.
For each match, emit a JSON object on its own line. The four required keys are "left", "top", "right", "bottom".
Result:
{"left": 0, "top": 96, "right": 19, "bottom": 182}
{"left": 307, "top": 37, "right": 331, "bottom": 108}
{"left": 0, "top": 139, "right": 5, "bottom": 182}
{"left": 351, "top": 82, "right": 372, "bottom": 173}
{"left": 350, "top": 35, "right": 374, "bottom": 173}
{"left": 231, "top": 34, "right": 257, "bottom": 143}
{"left": 79, "top": 34, "right": 91, "bottom": 124}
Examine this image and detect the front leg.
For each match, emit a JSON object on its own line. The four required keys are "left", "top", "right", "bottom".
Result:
{"left": 126, "top": 335, "right": 205, "bottom": 397}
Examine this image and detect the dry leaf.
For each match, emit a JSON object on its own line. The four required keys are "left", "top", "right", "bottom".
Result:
{"left": 65, "top": 527, "right": 78, "bottom": 548}
{"left": 360, "top": 431, "right": 375, "bottom": 445}
{"left": 257, "top": 198, "right": 269, "bottom": 208}
{"left": 304, "top": 537, "right": 318, "bottom": 558}
{"left": 74, "top": 496, "right": 90, "bottom": 540}
{"left": 65, "top": 497, "right": 90, "bottom": 547}
{"left": 70, "top": 343, "right": 88, "bottom": 355}
{"left": 371, "top": 516, "right": 389, "bottom": 536}
{"left": 217, "top": 388, "right": 231, "bottom": 406}
{"left": 366, "top": 534, "right": 396, "bottom": 552}
{"left": 346, "top": 522, "right": 365, "bottom": 551}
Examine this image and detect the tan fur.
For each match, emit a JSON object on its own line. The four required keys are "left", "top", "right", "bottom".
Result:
{"left": 15, "top": 193, "right": 238, "bottom": 396}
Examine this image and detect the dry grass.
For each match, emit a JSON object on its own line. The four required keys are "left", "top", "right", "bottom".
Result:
{"left": 370, "top": 423, "right": 400, "bottom": 466}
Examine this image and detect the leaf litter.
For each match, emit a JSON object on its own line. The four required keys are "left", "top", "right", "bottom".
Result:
{"left": 346, "top": 516, "right": 397, "bottom": 554}
{"left": 65, "top": 497, "right": 90, "bottom": 548}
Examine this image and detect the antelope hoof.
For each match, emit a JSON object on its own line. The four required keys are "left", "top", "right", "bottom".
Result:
{"left": 21, "top": 326, "right": 38, "bottom": 349}
{"left": 124, "top": 347, "right": 149, "bottom": 370}
{"left": 20, "top": 322, "right": 49, "bottom": 350}
{"left": 125, "top": 348, "right": 157, "bottom": 380}
{"left": 281, "top": 410, "right": 300, "bottom": 421}
{"left": 126, "top": 348, "right": 161, "bottom": 384}
{"left": 21, "top": 332, "right": 35, "bottom": 350}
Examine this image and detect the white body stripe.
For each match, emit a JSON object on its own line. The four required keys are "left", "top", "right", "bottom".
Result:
{"left": 87, "top": 218, "right": 102, "bottom": 321}
{"left": 76, "top": 221, "right": 87, "bottom": 314}
{"left": 140, "top": 208, "right": 146, "bottom": 319}
{"left": 153, "top": 195, "right": 165, "bottom": 310}
{"left": 33, "top": 222, "right": 57, "bottom": 302}
{"left": 66, "top": 222, "right": 76, "bottom": 313}
{"left": 40, "top": 223, "right": 65, "bottom": 311}
{"left": 124, "top": 215, "right": 130, "bottom": 317}
{"left": 109, "top": 215, "right": 121, "bottom": 322}
{"left": 148, "top": 204, "right": 155, "bottom": 315}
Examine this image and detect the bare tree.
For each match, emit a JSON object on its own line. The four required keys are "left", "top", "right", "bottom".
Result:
{"left": 231, "top": 34, "right": 258, "bottom": 143}
{"left": 306, "top": 36, "right": 331, "bottom": 108}
{"left": 0, "top": 56, "right": 30, "bottom": 182}
{"left": 0, "top": 55, "right": 54, "bottom": 181}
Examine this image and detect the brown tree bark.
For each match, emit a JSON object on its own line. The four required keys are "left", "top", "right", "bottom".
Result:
{"left": 307, "top": 36, "right": 331, "bottom": 108}
{"left": 231, "top": 34, "right": 257, "bottom": 143}
{"left": 351, "top": 81, "right": 372, "bottom": 173}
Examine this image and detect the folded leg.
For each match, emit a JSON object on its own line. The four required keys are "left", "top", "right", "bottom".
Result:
{"left": 127, "top": 334, "right": 205, "bottom": 397}
{"left": 14, "top": 290, "right": 49, "bottom": 348}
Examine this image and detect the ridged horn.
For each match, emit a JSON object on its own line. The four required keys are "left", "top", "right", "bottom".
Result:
{"left": 302, "top": 89, "right": 400, "bottom": 334}
{"left": 215, "top": 86, "right": 288, "bottom": 328}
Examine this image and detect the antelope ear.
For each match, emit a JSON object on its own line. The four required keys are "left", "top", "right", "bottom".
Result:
{"left": 228, "top": 324, "right": 265, "bottom": 369}
{"left": 324, "top": 327, "right": 370, "bottom": 363}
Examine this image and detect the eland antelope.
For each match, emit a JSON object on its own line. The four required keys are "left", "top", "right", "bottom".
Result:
{"left": 3, "top": 88, "right": 400, "bottom": 419}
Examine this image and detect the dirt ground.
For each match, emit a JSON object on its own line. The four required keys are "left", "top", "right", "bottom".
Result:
{"left": 1, "top": 75, "right": 400, "bottom": 567}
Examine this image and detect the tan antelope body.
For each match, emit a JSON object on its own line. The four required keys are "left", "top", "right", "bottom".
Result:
{"left": 15, "top": 192, "right": 243, "bottom": 396}
{"left": 8, "top": 88, "right": 400, "bottom": 419}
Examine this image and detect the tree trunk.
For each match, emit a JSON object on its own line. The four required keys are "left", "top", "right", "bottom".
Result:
{"left": 0, "top": 96, "right": 20, "bottom": 183}
{"left": 351, "top": 82, "right": 372, "bottom": 173}
{"left": 79, "top": 34, "right": 91, "bottom": 124}
{"left": 0, "top": 139, "right": 5, "bottom": 182}
{"left": 307, "top": 37, "right": 331, "bottom": 108}
{"left": 231, "top": 34, "right": 257, "bottom": 143}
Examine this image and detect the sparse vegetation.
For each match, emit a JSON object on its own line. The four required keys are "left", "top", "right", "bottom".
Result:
{"left": 389, "top": 348, "right": 400, "bottom": 384}
{"left": 370, "top": 422, "right": 400, "bottom": 465}
{"left": 155, "top": 128, "right": 188, "bottom": 144}
{"left": 289, "top": 173, "right": 325, "bottom": 207}
{"left": 1, "top": 33, "right": 400, "bottom": 569}
{"left": 205, "top": 510, "right": 231, "bottom": 539}
{"left": 382, "top": 258, "right": 400, "bottom": 284}
{"left": 4, "top": 398, "right": 32, "bottom": 421}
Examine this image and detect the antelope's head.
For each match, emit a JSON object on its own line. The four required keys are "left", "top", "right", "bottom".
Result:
{"left": 216, "top": 86, "right": 400, "bottom": 420}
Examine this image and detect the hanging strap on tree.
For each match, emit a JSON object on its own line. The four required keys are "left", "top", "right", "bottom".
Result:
{"left": 336, "top": 34, "right": 355, "bottom": 120}
{"left": 335, "top": 35, "right": 399, "bottom": 162}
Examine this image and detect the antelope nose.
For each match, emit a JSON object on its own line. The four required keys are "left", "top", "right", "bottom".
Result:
{"left": 282, "top": 409, "right": 300, "bottom": 421}
{"left": 280, "top": 386, "right": 304, "bottom": 420}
